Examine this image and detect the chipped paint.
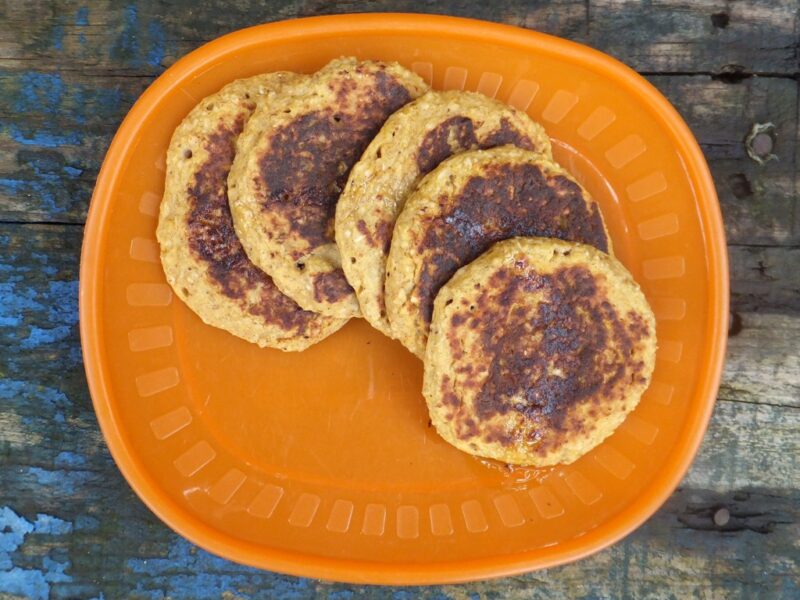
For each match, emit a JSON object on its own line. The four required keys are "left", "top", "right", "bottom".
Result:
{"left": 0, "top": 69, "right": 127, "bottom": 217}
{"left": 147, "top": 20, "right": 166, "bottom": 67}
{"left": 0, "top": 507, "right": 73, "bottom": 600}
{"left": 109, "top": 5, "right": 169, "bottom": 70}
{"left": 0, "top": 4, "right": 796, "bottom": 598}
{"left": 127, "top": 538, "right": 314, "bottom": 599}
{"left": 0, "top": 380, "right": 71, "bottom": 423}
{"left": 75, "top": 6, "right": 89, "bottom": 26}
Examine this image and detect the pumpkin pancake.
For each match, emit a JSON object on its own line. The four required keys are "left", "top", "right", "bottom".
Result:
{"left": 386, "top": 145, "right": 611, "bottom": 358}
{"left": 424, "top": 237, "right": 656, "bottom": 466}
{"left": 336, "top": 90, "right": 551, "bottom": 337}
{"left": 228, "top": 57, "right": 428, "bottom": 319}
{"left": 157, "top": 73, "right": 347, "bottom": 351}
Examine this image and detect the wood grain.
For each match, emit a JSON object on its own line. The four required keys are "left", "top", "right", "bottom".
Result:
{"left": 3, "top": 25, "right": 797, "bottom": 246}
{"left": 590, "top": 0, "right": 800, "bottom": 75}
{"left": 1, "top": 1, "right": 798, "bottom": 597}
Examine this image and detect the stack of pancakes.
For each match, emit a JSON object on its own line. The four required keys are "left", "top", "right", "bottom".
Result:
{"left": 158, "top": 57, "right": 656, "bottom": 467}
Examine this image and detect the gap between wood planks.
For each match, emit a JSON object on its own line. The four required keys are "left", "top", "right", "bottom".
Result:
{"left": 2, "top": 61, "right": 799, "bottom": 81}
{"left": 0, "top": 219, "right": 85, "bottom": 227}
{"left": 640, "top": 70, "right": 800, "bottom": 83}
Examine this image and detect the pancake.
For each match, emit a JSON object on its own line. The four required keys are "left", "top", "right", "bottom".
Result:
{"left": 336, "top": 90, "right": 552, "bottom": 337}
{"left": 424, "top": 237, "right": 656, "bottom": 466}
{"left": 157, "top": 73, "right": 347, "bottom": 351}
{"left": 228, "top": 57, "right": 428, "bottom": 319}
{"left": 385, "top": 145, "right": 611, "bottom": 358}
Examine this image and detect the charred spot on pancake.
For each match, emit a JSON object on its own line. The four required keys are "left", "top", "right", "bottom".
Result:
{"left": 626, "top": 311, "right": 650, "bottom": 340}
{"left": 479, "top": 117, "right": 536, "bottom": 151}
{"left": 440, "top": 375, "right": 460, "bottom": 409}
{"left": 416, "top": 116, "right": 539, "bottom": 175}
{"left": 356, "top": 218, "right": 393, "bottom": 253}
{"left": 451, "top": 313, "right": 468, "bottom": 327}
{"left": 484, "top": 426, "right": 513, "bottom": 445}
{"left": 258, "top": 72, "right": 412, "bottom": 253}
{"left": 186, "top": 118, "right": 319, "bottom": 333}
{"left": 417, "top": 116, "right": 478, "bottom": 173}
{"left": 313, "top": 269, "right": 354, "bottom": 304}
{"left": 446, "top": 265, "right": 644, "bottom": 448}
{"left": 375, "top": 219, "right": 394, "bottom": 254}
{"left": 257, "top": 70, "right": 413, "bottom": 301}
{"left": 356, "top": 219, "right": 375, "bottom": 247}
{"left": 461, "top": 418, "right": 479, "bottom": 438}
{"left": 416, "top": 163, "right": 608, "bottom": 325}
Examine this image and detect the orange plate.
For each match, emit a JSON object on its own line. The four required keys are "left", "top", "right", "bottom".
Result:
{"left": 80, "top": 14, "right": 728, "bottom": 584}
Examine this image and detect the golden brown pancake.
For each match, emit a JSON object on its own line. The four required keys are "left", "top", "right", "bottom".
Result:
{"left": 157, "top": 73, "right": 347, "bottom": 351}
{"left": 386, "top": 145, "right": 612, "bottom": 358}
{"left": 228, "top": 57, "right": 428, "bottom": 319}
{"left": 336, "top": 90, "right": 552, "bottom": 338}
{"left": 424, "top": 237, "right": 656, "bottom": 466}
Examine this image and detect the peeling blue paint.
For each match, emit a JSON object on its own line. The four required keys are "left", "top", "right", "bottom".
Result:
{"left": 109, "top": 4, "right": 172, "bottom": 70}
{"left": 0, "top": 253, "right": 78, "bottom": 347}
{"left": 71, "top": 83, "right": 123, "bottom": 124}
{"left": 52, "top": 23, "right": 65, "bottom": 51}
{"left": 0, "top": 149, "right": 89, "bottom": 214}
{"left": 0, "top": 507, "right": 74, "bottom": 600}
{"left": 55, "top": 451, "right": 87, "bottom": 469}
{"left": 75, "top": 6, "right": 89, "bottom": 26}
{"left": 113, "top": 5, "right": 141, "bottom": 65}
{"left": 42, "top": 556, "right": 72, "bottom": 583}
{"left": 0, "top": 568, "right": 48, "bottom": 600}
{"left": 0, "top": 68, "right": 129, "bottom": 216}
{"left": 33, "top": 514, "right": 73, "bottom": 536}
{"left": 46, "top": 280, "right": 79, "bottom": 326}
{"left": 75, "top": 515, "right": 100, "bottom": 531}
{"left": 3, "top": 68, "right": 124, "bottom": 130}
{"left": 127, "top": 538, "right": 313, "bottom": 600}
{"left": 0, "top": 380, "right": 71, "bottom": 423}
{"left": 21, "top": 325, "right": 72, "bottom": 348}
{"left": 25, "top": 467, "right": 97, "bottom": 495}
{"left": 7, "top": 125, "right": 83, "bottom": 148}
{"left": 0, "top": 173, "right": 68, "bottom": 215}
{"left": 0, "top": 282, "right": 44, "bottom": 327}
{"left": 147, "top": 21, "right": 166, "bottom": 67}
{"left": 0, "top": 507, "right": 33, "bottom": 568}
{"left": 13, "top": 72, "right": 65, "bottom": 113}
{"left": 0, "top": 178, "right": 26, "bottom": 197}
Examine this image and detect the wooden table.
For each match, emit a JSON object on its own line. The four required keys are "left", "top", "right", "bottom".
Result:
{"left": 1, "top": 1, "right": 797, "bottom": 598}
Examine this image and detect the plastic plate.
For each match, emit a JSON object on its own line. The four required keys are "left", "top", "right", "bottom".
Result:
{"left": 80, "top": 14, "right": 728, "bottom": 584}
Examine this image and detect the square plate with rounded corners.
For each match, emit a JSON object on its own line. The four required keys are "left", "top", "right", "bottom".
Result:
{"left": 80, "top": 14, "right": 728, "bottom": 584}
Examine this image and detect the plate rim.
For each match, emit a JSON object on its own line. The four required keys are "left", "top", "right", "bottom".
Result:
{"left": 79, "top": 12, "right": 729, "bottom": 584}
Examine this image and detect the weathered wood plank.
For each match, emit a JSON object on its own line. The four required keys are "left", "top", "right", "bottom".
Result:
{"left": 0, "top": 70, "right": 147, "bottom": 223}
{"left": 1, "top": 4, "right": 797, "bottom": 236}
{"left": 590, "top": 0, "right": 800, "bottom": 75}
{"left": 1, "top": 71, "right": 796, "bottom": 249}
{"left": 721, "top": 312, "right": 800, "bottom": 409}
{"left": 648, "top": 75, "right": 799, "bottom": 248}
{"left": 0, "top": 225, "right": 797, "bottom": 598}
{"left": 2, "top": 1, "right": 797, "bottom": 76}
{"left": 1, "top": 1, "right": 799, "bottom": 594}
{"left": 729, "top": 245, "right": 800, "bottom": 313}
{"left": 0, "top": 1, "right": 587, "bottom": 76}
